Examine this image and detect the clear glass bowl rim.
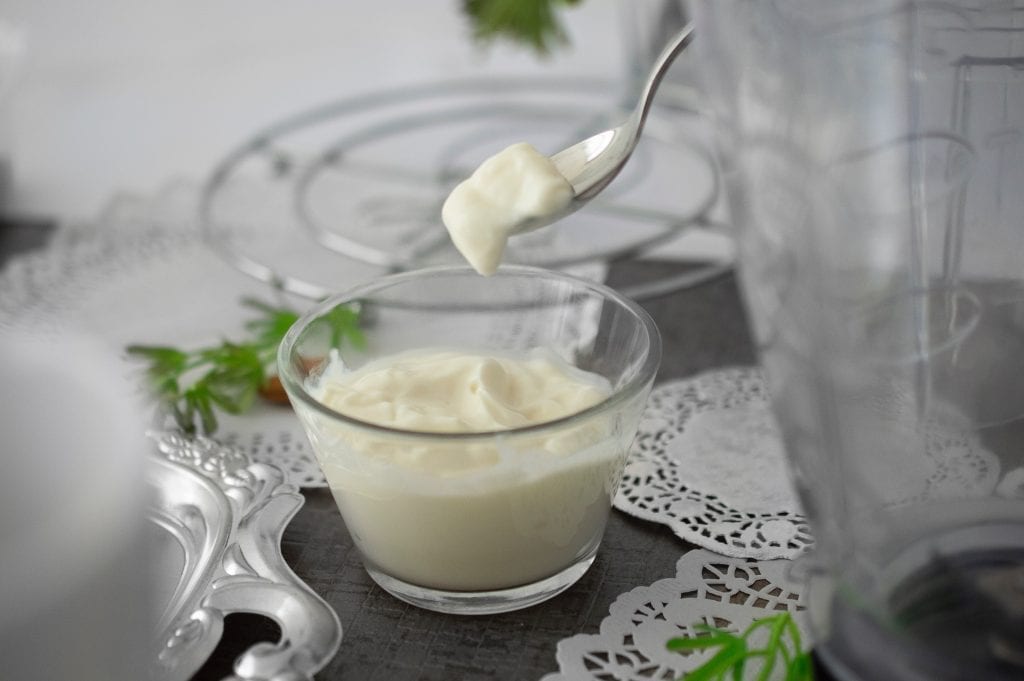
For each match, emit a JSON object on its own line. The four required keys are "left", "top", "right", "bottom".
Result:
{"left": 277, "top": 264, "right": 662, "bottom": 441}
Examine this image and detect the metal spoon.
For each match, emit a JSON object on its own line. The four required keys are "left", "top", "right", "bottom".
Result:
{"left": 513, "top": 22, "right": 696, "bottom": 234}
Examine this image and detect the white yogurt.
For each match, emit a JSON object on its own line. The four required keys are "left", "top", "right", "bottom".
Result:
{"left": 301, "top": 348, "right": 632, "bottom": 591}
{"left": 441, "top": 143, "right": 573, "bottom": 276}
{"left": 314, "top": 348, "right": 609, "bottom": 435}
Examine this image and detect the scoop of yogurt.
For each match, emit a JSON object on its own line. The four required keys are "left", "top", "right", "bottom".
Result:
{"left": 441, "top": 142, "right": 573, "bottom": 276}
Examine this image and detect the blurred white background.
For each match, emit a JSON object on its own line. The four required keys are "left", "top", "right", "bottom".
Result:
{"left": 2, "top": 0, "right": 625, "bottom": 221}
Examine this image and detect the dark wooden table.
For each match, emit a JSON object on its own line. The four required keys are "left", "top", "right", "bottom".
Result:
{"left": 190, "top": 261, "right": 758, "bottom": 681}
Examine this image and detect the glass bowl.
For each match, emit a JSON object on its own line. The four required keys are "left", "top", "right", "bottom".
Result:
{"left": 278, "top": 265, "right": 660, "bottom": 614}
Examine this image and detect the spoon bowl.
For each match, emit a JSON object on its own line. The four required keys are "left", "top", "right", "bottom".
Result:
{"left": 513, "top": 23, "right": 696, "bottom": 235}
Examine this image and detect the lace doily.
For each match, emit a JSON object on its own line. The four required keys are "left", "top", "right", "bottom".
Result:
{"left": 615, "top": 368, "right": 813, "bottom": 560}
{"left": 614, "top": 367, "right": 1002, "bottom": 561}
{"left": 997, "top": 467, "right": 1024, "bottom": 499}
{"left": 542, "top": 549, "right": 808, "bottom": 681}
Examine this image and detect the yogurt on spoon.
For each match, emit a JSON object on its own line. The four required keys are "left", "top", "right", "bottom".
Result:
{"left": 441, "top": 142, "right": 573, "bottom": 275}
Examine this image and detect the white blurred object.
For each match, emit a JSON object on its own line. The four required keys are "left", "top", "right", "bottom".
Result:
{"left": 0, "top": 331, "right": 149, "bottom": 680}
{"left": 0, "top": 20, "right": 24, "bottom": 101}
{"left": 0, "top": 18, "right": 25, "bottom": 210}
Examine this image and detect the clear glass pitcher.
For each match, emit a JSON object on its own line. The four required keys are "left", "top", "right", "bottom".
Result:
{"left": 690, "top": 1, "right": 1024, "bottom": 678}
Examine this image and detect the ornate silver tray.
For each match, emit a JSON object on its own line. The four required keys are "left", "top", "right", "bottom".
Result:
{"left": 147, "top": 431, "right": 341, "bottom": 681}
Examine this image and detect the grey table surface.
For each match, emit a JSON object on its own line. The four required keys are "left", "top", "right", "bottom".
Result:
{"left": 192, "top": 260, "right": 758, "bottom": 681}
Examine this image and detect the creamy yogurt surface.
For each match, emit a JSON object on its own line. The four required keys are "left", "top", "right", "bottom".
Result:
{"left": 315, "top": 348, "right": 609, "bottom": 434}
{"left": 300, "top": 347, "right": 633, "bottom": 591}
{"left": 441, "top": 142, "right": 573, "bottom": 275}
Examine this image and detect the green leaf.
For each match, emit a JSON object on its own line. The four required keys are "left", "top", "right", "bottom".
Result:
{"left": 241, "top": 297, "right": 301, "bottom": 346}
{"left": 200, "top": 344, "right": 264, "bottom": 414}
{"left": 184, "top": 386, "right": 218, "bottom": 435}
{"left": 667, "top": 634, "right": 739, "bottom": 651}
{"left": 126, "top": 345, "right": 188, "bottom": 379}
{"left": 785, "top": 614, "right": 804, "bottom": 654}
{"left": 126, "top": 344, "right": 187, "bottom": 365}
{"left": 462, "top": 0, "right": 582, "bottom": 54}
{"left": 754, "top": 616, "right": 787, "bottom": 681}
{"left": 786, "top": 653, "right": 813, "bottom": 681}
{"left": 731, "top": 657, "right": 746, "bottom": 681}
{"left": 669, "top": 613, "right": 812, "bottom": 681}
{"left": 169, "top": 398, "right": 195, "bottom": 436}
{"left": 323, "top": 304, "right": 365, "bottom": 349}
{"left": 126, "top": 296, "right": 364, "bottom": 434}
{"left": 685, "top": 640, "right": 746, "bottom": 681}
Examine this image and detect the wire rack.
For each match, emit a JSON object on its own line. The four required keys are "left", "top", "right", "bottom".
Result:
{"left": 198, "top": 76, "right": 733, "bottom": 301}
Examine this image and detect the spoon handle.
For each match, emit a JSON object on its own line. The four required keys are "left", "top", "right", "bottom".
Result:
{"left": 635, "top": 23, "right": 696, "bottom": 131}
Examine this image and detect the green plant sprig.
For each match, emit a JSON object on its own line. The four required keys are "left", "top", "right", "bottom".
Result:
{"left": 668, "top": 612, "right": 813, "bottom": 681}
{"left": 126, "top": 297, "right": 363, "bottom": 436}
{"left": 462, "top": 0, "right": 584, "bottom": 54}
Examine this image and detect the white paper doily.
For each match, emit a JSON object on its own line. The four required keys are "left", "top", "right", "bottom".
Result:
{"left": 615, "top": 368, "right": 813, "bottom": 560}
{"left": 614, "top": 367, "right": 1003, "bottom": 561}
{"left": 997, "top": 467, "right": 1024, "bottom": 498}
{"left": 542, "top": 549, "right": 809, "bottom": 681}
